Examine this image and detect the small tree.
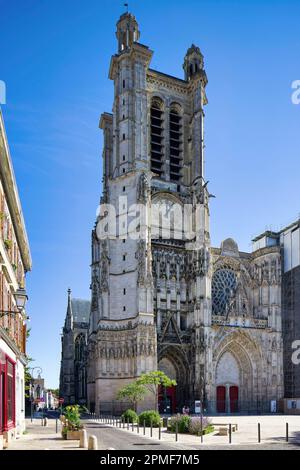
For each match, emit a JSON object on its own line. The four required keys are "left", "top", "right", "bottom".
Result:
{"left": 136, "top": 371, "right": 176, "bottom": 412}
{"left": 117, "top": 382, "right": 147, "bottom": 411}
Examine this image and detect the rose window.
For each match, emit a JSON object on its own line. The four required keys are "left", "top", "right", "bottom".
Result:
{"left": 212, "top": 269, "right": 237, "bottom": 315}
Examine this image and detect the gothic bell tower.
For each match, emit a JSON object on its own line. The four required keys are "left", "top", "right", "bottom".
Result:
{"left": 87, "top": 11, "right": 212, "bottom": 413}
{"left": 87, "top": 12, "right": 157, "bottom": 414}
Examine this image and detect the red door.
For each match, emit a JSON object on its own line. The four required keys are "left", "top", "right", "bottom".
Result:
{"left": 216, "top": 386, "right": 226, "bottom": 413}
{"left": 158, "top": 385, "right": 176, "bottom": 414}
{"left": 230, "top": 386, "right": 239, "bottom": 412}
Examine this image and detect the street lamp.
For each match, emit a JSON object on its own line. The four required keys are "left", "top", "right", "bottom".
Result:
{"left": 15, "top": 288, "right": 28, "bottom": 311}
{"left": 0, "top": 288, "right": 29, "bottom": 319}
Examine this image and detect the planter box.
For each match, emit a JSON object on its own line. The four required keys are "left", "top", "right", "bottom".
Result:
{"left": 66, "top": 430, "right": 81, "bottom": 440}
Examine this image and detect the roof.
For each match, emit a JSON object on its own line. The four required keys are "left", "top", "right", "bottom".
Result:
{"left": 148, "top": 68, "right": 188, "bottom": 85}
{"left": 71, "top": 299, "right": 91, "bottom": 324}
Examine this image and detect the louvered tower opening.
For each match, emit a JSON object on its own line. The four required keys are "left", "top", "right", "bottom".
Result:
{"left": 150, "top": 100, "right": 164, "bottom": 177}
{"left": 169, "top": 108, "right": 183, "bottom": 182}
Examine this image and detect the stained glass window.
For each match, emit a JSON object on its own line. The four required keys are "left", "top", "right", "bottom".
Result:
{"left": 212, "top": 269, "right": 237, "bottom": 315}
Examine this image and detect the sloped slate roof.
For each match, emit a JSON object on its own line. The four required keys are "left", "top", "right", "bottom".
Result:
{"left": 71, "top": 299, "right": 90, "bottom": 324}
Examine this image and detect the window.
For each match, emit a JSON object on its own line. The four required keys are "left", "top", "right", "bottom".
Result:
{"left": 122, "top": 168, "right": 125, "bottom": 174}
{"left": 6, "top": 359, "right": 15, "bottom": 425}
{"left": 169, "top": 106, "right": 183, "bottom": 182}
{"left": 123, "top": 79, "right": 125, "bottom": 88}
{"left": 123, "top": 288, "right": 126, "bottom": 295}
{"left": 123, "top": 133, "right": 126, "bottom": 140}
{"left": 123, "top": 155, "right": 126, "bottom": 161}
{"left": 75, "top": 334, "right": 85, "bottom": 362}
{"left": 212, "top": 269, "right": 237, "bottom": 316}
{"left": 123, "top": 255, "right": 126, "bottom": 261}
{"left": 180, "top": 314, "right": 187, "bottom": 331}
{"left": 123, "top": 306, "right": 126, "bottom": 311}
{"left": 150, "top": 98, "right": 164, "bottom": 177}
{"left": 123, "top": 239, "right": 126, "bottom": 243}
{"left": 123, "top": 186, "right": 126, "bottom": 192}
{"left": 123, "top": 114, "right": 125, "bottom": 120}
{"left": 123, "top": 98, "right": 125, "bottom": 105}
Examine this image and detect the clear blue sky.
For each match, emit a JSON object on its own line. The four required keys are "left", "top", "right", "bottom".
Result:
{"left": 1, "top": 0, "right": 299, "bottom": 388}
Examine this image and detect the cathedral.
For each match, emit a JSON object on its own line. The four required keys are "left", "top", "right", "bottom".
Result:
{"left": 59, "top": 290, "right": 90, "bottom": 405}
{"left": 82, "top": 12, "right": 284, "bottom": 414}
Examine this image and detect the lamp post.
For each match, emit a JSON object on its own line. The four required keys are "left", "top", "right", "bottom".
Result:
{"left": 0, "top": 288, "right": 29, "bottom": 319}
{"left": 30, "top": 367, "right": 43, "bottom": 422}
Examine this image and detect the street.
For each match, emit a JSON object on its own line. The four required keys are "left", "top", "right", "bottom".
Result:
{"left": 83, "top": 421, "right": 184, "bottom": 450}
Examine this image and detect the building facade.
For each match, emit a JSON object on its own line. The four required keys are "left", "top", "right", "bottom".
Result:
{"left": 0, "top": 110, "right": 31, "bottom": 447}
{"left": 59, "top": 289, "right": 90, "bottom": 405}
{"left": 86, "top": 12, "right": 284, "bottom": 415}
{"left": 253, "top": 220, "right": 300, "bottom": 411}
{"left": 30, "top": 375, "right": 57, "bottom": 410}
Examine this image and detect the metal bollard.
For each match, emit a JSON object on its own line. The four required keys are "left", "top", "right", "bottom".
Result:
{"left": 137, "top": 421, "right": 139, "bottom": 434}
{"left": 175, "top": 422, "right": 178, "bottom": 442}
{"left": 123, "top": 417, "right": 125, "bottom": 429}
{"left": 132, "top": 420, "right": 134, "bottom": 432}
{"left": 127, "top": 418, "right": 129, "bottom": 430}
{"left": 56, "top": 418, "right": 58, "bottom": 433}
{"left": 159, "top": 423, "right": 161, "bottom": 440}
{"left": 258, "top": 423, "right": 261, "bottom": 443}
{"left": 286, "top": 423, "right": 289, "bottom": 442}
{"left": 151, "top": 420, "right": 153, "bottom": 437}
{"left": 143, "top": 420, "right": 146, "bottom": 435}
{"left": 229, "top": 424, "right": 232, "bottom": 444}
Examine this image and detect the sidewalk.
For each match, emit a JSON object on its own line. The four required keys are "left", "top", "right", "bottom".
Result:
{"left": 5, "top": 419, "right": 86, "bottom": 451}
{"left": 89, "top": 415, "right": 300, "bottom": 448}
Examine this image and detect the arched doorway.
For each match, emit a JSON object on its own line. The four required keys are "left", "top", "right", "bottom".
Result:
{"left": 158, "top": 346, "right": 190, "bottom": 413}
{"left": 216, "top": 351, "right": 240, "bottom": 413}
{"left": 158, "top": 358, "right": 177, "bottom": 414}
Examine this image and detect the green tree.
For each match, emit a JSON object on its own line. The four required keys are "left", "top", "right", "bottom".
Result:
{"left": 24, "top": 356, "right": 34, "bottom": 399}
{"left": 136, "top": 371, "right": 176, "bottom": 412}
{"left": 117, "top": 382, "right": 147, "bottom": 411}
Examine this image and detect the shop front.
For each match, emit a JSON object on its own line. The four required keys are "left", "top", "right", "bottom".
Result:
{"left": 0, "top": 339, "right": 17, "bottom": 447}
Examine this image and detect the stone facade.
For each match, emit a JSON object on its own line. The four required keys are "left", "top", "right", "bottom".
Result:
{"left": 86, "top": 12, "right": 284, "bottom": 414}
{"left": 59, "top": 290, "right": 90, "bottom": 405}
{"left": 253, "top": 221, "right": 300, "bottom": 401}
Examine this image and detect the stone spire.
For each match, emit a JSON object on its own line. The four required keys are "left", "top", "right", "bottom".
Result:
{"left": 65, "top": 288, "right": 73, "bottom": 331}
{"left": 183, "top": 44, "right": 205, "bottom": 82}
{"left": 116, "top": 12, "right": 140, "bottom": 53}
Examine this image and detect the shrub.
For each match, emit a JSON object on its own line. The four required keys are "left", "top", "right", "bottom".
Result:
{"left": 4, "top": 239, "right": 12, "bottom": 250}
{"left": 168, "top": 414, "right": 191, "bottom": 433}
{"left": 188, "top": 417, "right": 213, "bottom": 436}
{"left": 138, "top": 410, "right": 161, "bottom": 427}
{"left": 64, "top": 405, "right": 82, "bottom": 431}
{"left": 79, "top": 405, "right": 89, "bottom": 415}
{"left": 121, "top": 409, "right": 138, "bottom": 424}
